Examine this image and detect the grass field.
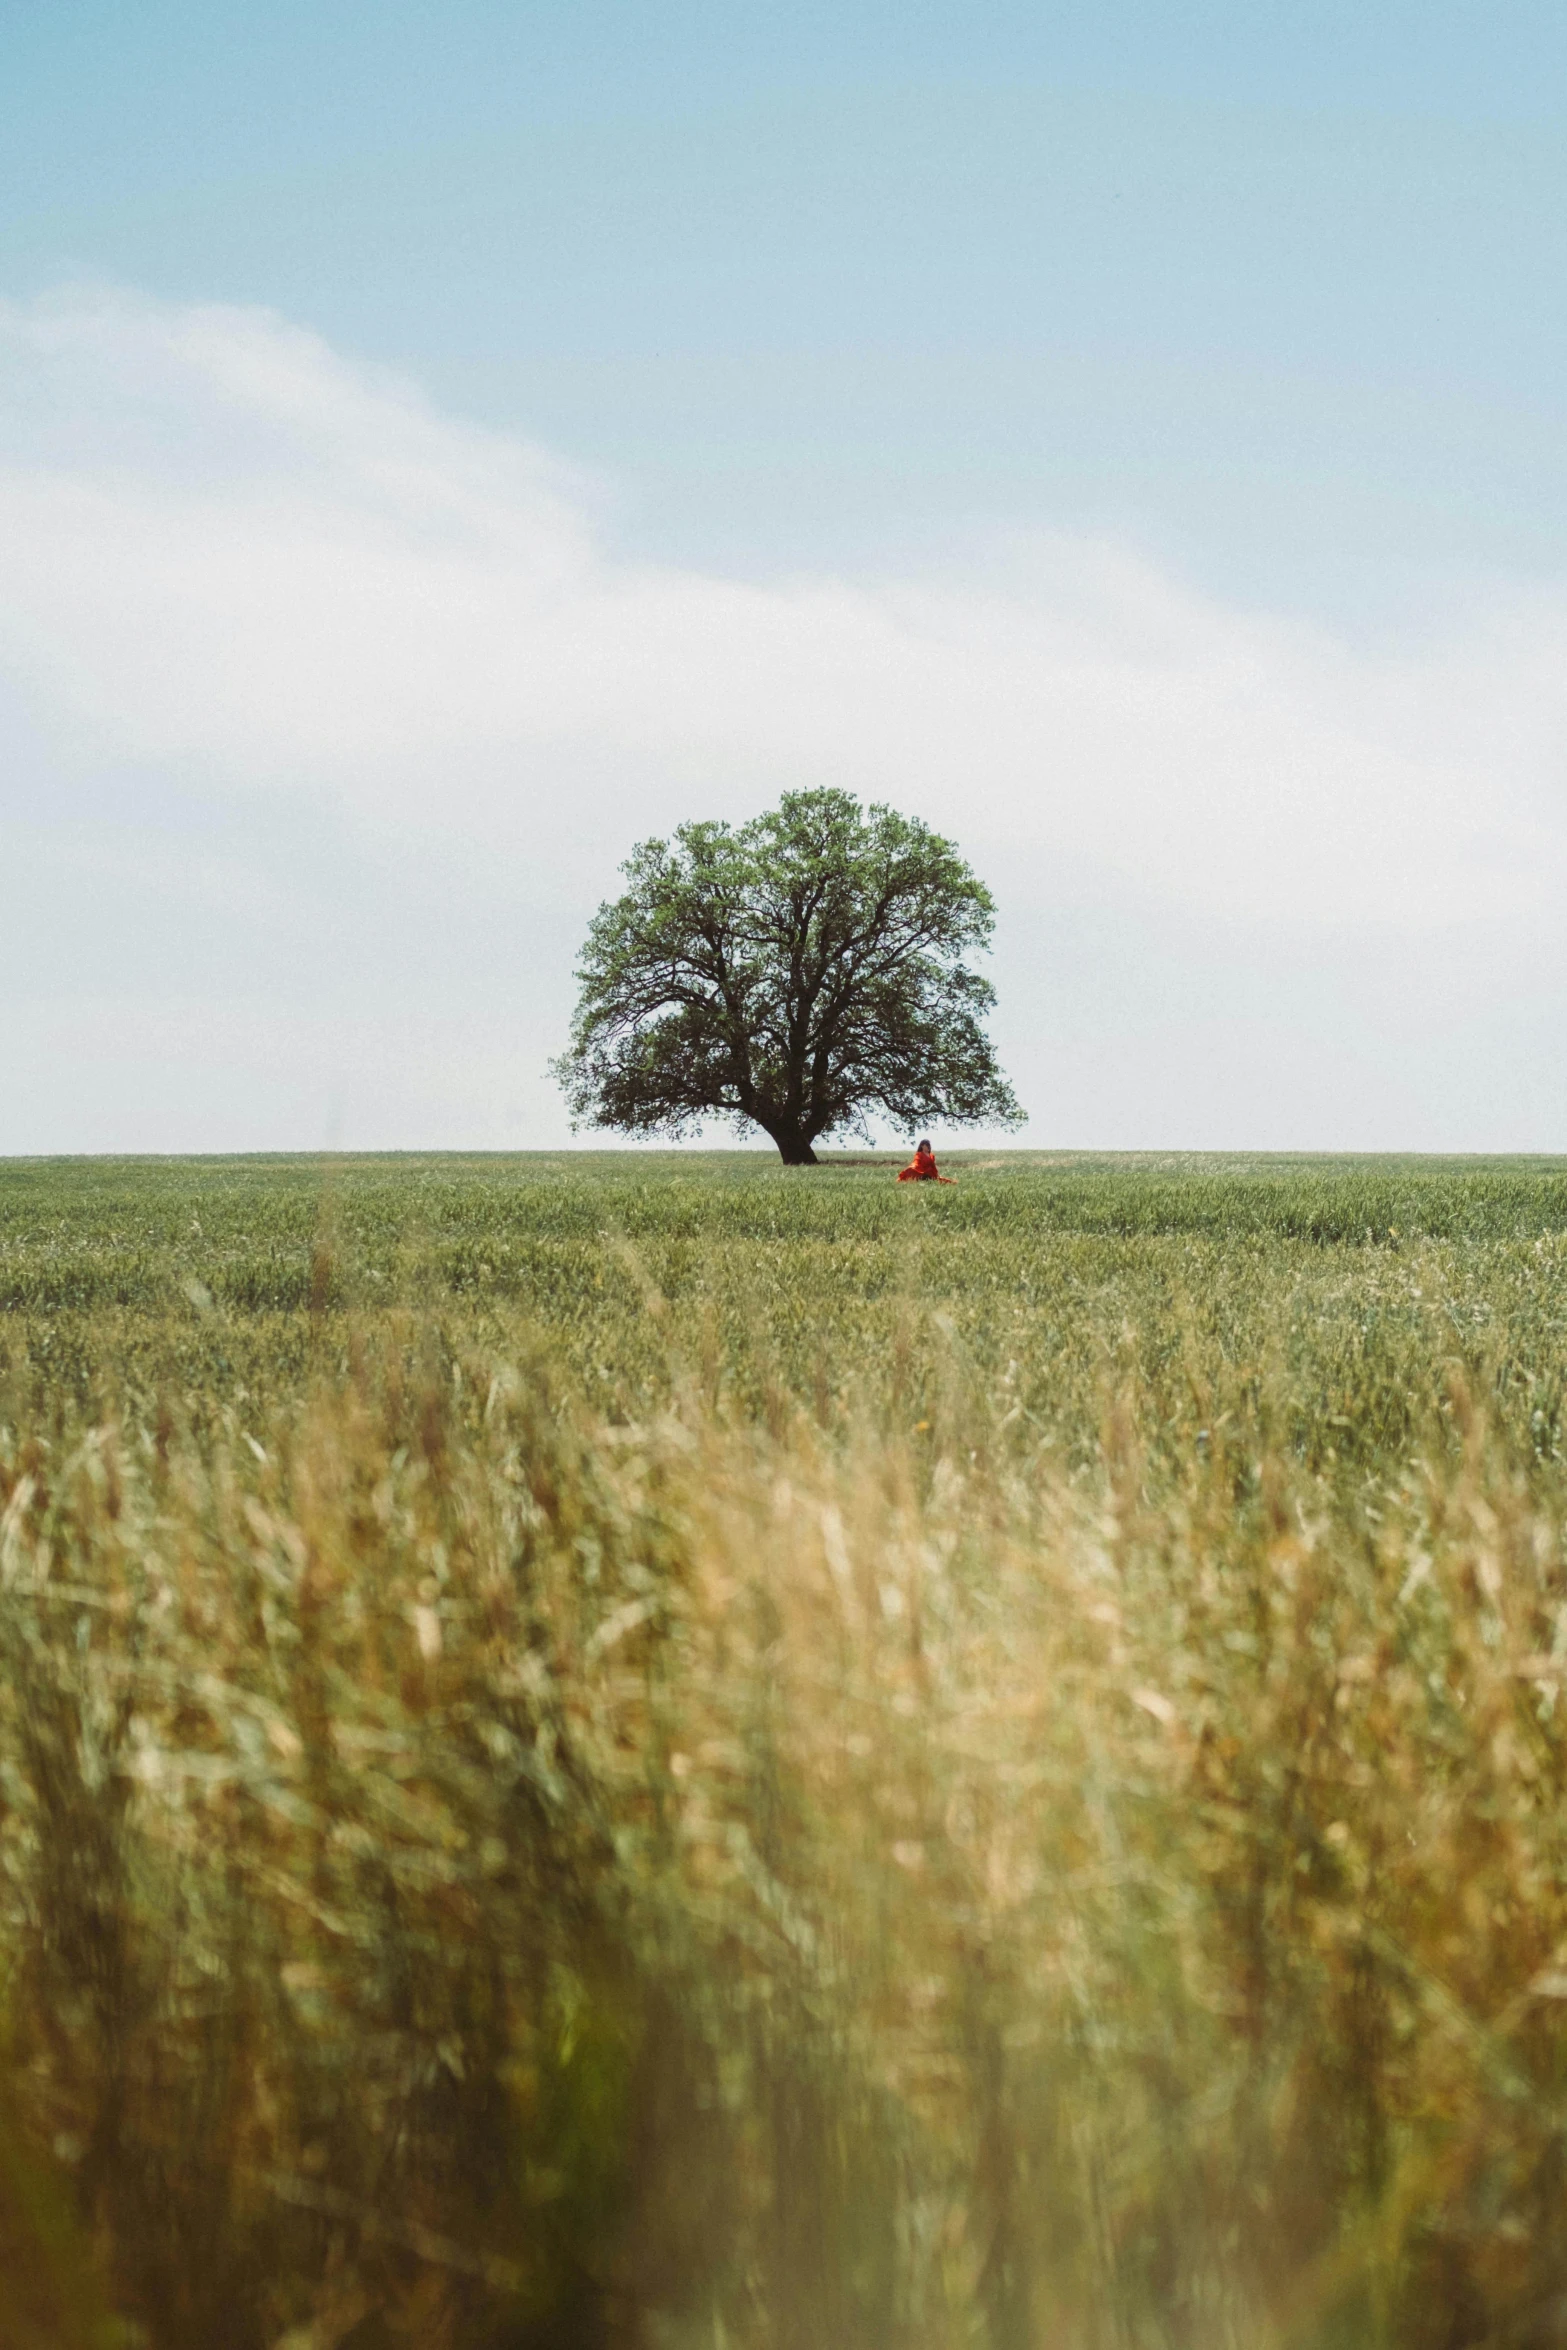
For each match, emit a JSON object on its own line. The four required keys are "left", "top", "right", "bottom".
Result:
{"left": 4, "top": 1149, "right": 1567, "bottom": 2348}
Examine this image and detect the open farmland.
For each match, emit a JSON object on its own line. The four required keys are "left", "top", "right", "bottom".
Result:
{"left": 4, "top": 1150, "right": 1567, "bottom": 2347}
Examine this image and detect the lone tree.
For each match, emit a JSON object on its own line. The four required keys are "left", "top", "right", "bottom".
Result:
{"left": 552, "top": 788, "right": 1023, "bottom": 1164}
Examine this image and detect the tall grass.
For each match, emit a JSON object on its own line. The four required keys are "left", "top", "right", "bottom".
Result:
{"left": 1, "top": 1154, "right": 1567, "bottom": 2346}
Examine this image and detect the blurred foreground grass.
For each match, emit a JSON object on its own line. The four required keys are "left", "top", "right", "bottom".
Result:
{"left": 3, "top": 1151, "right": 1567, "bottom": 2346}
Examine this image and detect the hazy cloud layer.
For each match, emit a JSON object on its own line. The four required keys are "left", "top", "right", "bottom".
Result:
{"left": 2, "top": 289, "right": 1565, "bottom": 1150}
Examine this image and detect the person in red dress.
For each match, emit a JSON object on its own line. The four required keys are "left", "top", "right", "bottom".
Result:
{"left": 897, "top": 1138, "right": 954, "bottom": 1184}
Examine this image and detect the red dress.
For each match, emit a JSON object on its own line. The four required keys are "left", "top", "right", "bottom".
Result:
{"left": 897, "top": 1147, "right": 951, "bottom": 1183}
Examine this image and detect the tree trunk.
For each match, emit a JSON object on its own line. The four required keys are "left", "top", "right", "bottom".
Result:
{"left": 770, "top": 1129, "right": 819, "bottom": 1166}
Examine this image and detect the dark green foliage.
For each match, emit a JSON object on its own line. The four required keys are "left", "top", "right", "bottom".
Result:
{"left": 551, "top": 789, "right": 1022, "bottom": 1160}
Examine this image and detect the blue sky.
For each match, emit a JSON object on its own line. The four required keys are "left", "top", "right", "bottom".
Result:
{"left": 3, "top": 4, "right": 1567, "bottom": 1149}
{"left": 9, "top": 2, "right": 1567, "bottom": 595}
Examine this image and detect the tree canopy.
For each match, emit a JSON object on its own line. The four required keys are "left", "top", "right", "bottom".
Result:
{"left": 553, "top": 788, "right": 1022, "bottom": 1163}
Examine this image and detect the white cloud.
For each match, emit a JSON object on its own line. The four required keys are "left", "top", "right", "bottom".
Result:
{"left": 3, "top": 285, "right": 1565, "bottom": 938}
{"left": 5, "top": 285, "right": 1567, "bottom": 1153}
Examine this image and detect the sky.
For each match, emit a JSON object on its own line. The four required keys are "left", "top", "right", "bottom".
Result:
{"left": 3, "top": 2, "right": 1567, "bottom": 1152}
